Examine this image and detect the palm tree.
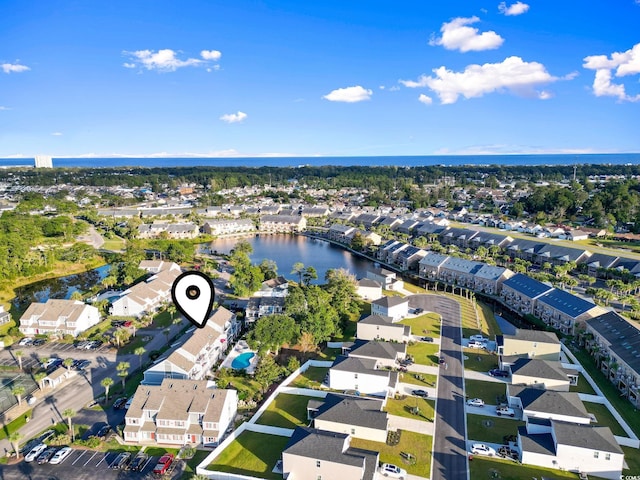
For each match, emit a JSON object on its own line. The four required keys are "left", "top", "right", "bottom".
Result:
{"left": 15, "top": 350, "right": 23, "bottom": 370}
{"left": 35, "top": 371, "right": 47, "bottom": 390}
{"left": 167, "top": 303, "right": 177, "bottom": 322}
{"left": 11, "top": 385, "right": 25, "bottom": 406}
{"left": 291, "top": 262, "right": 305, "bottom": 285}
{"left": 134, "top": 346, "right": 146, "bottom": 370}
{"left": 117, "top": 361, "right": 130, "bottom": 389}
{"left": 63, "top": 408, "right": 76, "bottom": 441}
{"left": 101, "top": 377, "right": 114, "bottom": 401}
{"left": 63, "top": 358, "right": 74, "bottom": 372}
{"left": 70, "top": 290, "right": 84, "bottom": 301}
{"left": 9, "top": 431, "right": 23, "bottom": 459}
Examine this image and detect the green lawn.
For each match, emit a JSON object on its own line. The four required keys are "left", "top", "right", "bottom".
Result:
{"left": 143, "top": 446, "right": 179, "bottom": 457}
{"left": 572, "top": 348, "right": 640, "bottom": 437}
{"left": 182, "top": 450, "right": 211, "bottom": 478}
{"left": 101, "top": 236, "right": 126, "bottom": 251}
{"left": 399, "top": 312, "right": 442, "bottom": 338}
{"left": 207, "top": 431, "right": 290, "bottom": 480}
{"left": 467, "top": 414, "right": 525, "bottom": 445}
{"left": 465, "top": 379, "right": 507, "bottom": 405}
{"left": 399, "top": 371, "right": 437, "bottom": 388}
{"left": 622, "top": 445, "right": 640, "bottom": 473}
{"left": 152, "top": 310, "right": 175, "bottom": 328}
{"left": 384, "top": 396, "right": 435, "bottom": 422}
{"left": 584, "top": 401, "right": 627, "bottom": 436}
{"left": 289, "top": 367, "right": 329, "bottom": 389}
{"left": 227, "top": 375, "right": 263, "bottom": 403}
{"left": 569, "top": 375, "right": 597, "bottom": 395}
{"left": 463, "top": 350, "right": 500, "bottom": 373}
{"left": 119, "top": 334, "right": 148, "bottom": 355}
{"left": 469, "top": 456, "right": 579, "bottom": 479}
{"left": 1, "top": 409, "right": 33, "bottom": 440}
{"left": 407, "top": 342, "right": 440, "bottom": 366}
{"left": 351, "top": 431, "right": 433, "bottom": 478}
{"left": 255, "top": 393, "right": 315, "bottom": 429}
{"left": 316, "top": 347, "right": 341, "bottom": 361}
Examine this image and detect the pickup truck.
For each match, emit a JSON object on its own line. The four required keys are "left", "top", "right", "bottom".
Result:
{"left": 496, "top": 406, "right": 516, "bottom": 417}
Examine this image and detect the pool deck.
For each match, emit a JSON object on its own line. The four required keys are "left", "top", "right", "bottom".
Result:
{"left": 221, "top": 341, "right": 258, "bottom": 374}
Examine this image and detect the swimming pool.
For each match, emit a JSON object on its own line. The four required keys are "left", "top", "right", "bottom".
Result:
{"left": 231, "top": 352, "right": 255, "bottom": 370}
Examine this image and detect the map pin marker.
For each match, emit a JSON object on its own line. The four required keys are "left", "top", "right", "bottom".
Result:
{"left": 171, "top": 271, "right": 215, "bottom": 329}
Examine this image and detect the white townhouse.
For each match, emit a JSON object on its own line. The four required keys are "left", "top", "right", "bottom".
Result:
{"left": 356, "top": 314, "right": 410, "bottom": 343}
{"left": 366, "top": 267, "right": 403, "bottom": 292}
{"left": 111, "top": 267, "right": 181, "bottom": 318}
{"left": 19, "top": 299, "right": 100, "bottom": 337}
{"left": 254, "top": 276, "right": 289, "bottom": 298}
{"left": 507, "top": 386, "right": 592, "bottom": 425}
{"left": 328, "top": 224, "right": 356, "bottom": 243}
{"left": 124, "top": 379, "right": 237, "bottom": 447}
{"left": 138, "top": 260, "right": 181, "bottom": 274}
{"left": 355, "top": 278, "right": 383, "bottom": 301}
{"left": 137, "top": 222, "right": 199, "bottom": 239}
{"left": 509, "top": 358, "right": 579, "bottom": 391}
{"left": 328, "top": 355, "right": 399, "bottom": 397}
{"left": 202, "top": 218, "right": 255, "bottom": 236}
{"left": 345, "top": 339, "right": 407, "bottom": 368}
{"left": 259, "top": 214, "right": 307, "bottom": 233}
{"left": 371, "top": 296, "right": 409, "bottom": 322}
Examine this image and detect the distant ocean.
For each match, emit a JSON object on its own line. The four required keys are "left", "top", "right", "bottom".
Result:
{"left": 1, "top": 153, "right": 640, "bottom": 169}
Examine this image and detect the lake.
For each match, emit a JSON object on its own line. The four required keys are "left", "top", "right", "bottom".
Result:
{"left": 207, "top": 234, "right": 373, "bottom": 282}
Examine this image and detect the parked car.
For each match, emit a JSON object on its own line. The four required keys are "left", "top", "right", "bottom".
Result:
{"left": 153, "top": 453, "right": 175, "bottom": 474}
{"left": 420, "top": 336, "right": 434, "bottom": 342}
{"left": 111, "top": 452, "right": 132, "bottom": 469}
{"left": 129, "top": 452, "right": 149, "bottom": 472}
{"left": 413, "top": 308, "right": 424, "bottom": 315}
{"left": 113, "top": 397, "right": 127, "bottom": 409}
{"left": 497, "top": 445, "right": 519, "bottom": 460}
{"left": 471, "top": 443, "right": 496, "bottom": 456}
{"left": 379, "top": 462, "right": 407, "bottom": 478}
{"left": 489, "top": 369, "right": 509, "bottom": 378}
{"left": 411, "top": 389, "right": 429, "bottom": 398}
{"left": 39, "top": 429, "right": 56, "bottom": 443}
{"left": 124, "top": 397, "right": 133, "bottom": 409}
{"left": 496, "top": 406, "right": 516, "bottom": 417}
{"left": 32, "top": 338, "right": 46, "bottom": 346}
{"left": 18, "top": 337, "right": 33, "bottom": 347}
{"left": 467, "top": 340, "right": 487, "bottom": 349}
{"left": 466, "top": 398, "right": 485, "bottom": 407}
{"left": 49, "top": 446, "right": 73, "bottom": 465}
{"left": 75, "top": 340, "right": 89, "bottom": 349}
{"left": 24, "top": 443, "right": 47, "bottom": 462}
{"left": 470, "top": 335, "right": 488, "bottom": 343}
{"left": 37, "top": 446, "right": 58, "bottom": 464}
{"left": 96, "top": 425, "right": 112, "bottom": 438}
{"left": 75, "top": 359, "right": 91, "bottom": 371}
{"left": 438, "top": 356, "right": 445, "bottom": 364}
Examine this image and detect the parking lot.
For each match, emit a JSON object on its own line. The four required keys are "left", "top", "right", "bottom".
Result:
{"left": 0, "top": 339, "right": 116, "bottom": 371}
{"left": 0, "top": 448, "right": 185, "bottom": 479}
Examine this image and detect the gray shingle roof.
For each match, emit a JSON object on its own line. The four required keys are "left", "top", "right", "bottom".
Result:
{"left": 348, "top": 339, "right": 406, "bottom": 360}
{"left": 331, "top": 356, "right": 386, "bottom": 376}
{"left": 371, "top": 296, "right": 409, "bottom": 308}
{"left": 510, "top": 358, "right": 571, "bottom": 382}
{"left": 358, "top": 314, "right": 395, "bottom": 326}
{"left": 284, "top": 427, "right": 359, "bottom": 465}
{"left": 313, "top": 393, "right": 388, "bottom": 430}
{"left": 518, "top": 426, "right": 556, "bottom": 456}
{"left": 503, "top": 329, "right": 560, "bottom": 345}
{"left": 508, "top": 387, "right": 590, "bottom": 420}
{"left": 552, "top": 421, "right": 623, "bottom": 454}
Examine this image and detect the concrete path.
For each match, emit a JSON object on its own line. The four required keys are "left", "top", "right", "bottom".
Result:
{"left": 398, "top": 382, "right": 437, "bottom": 398}
{"left": 463, "top": 370, "right": 509, "bottom": 383}
{"left": 388, "top": 414, "right": 435, "bottom": 436}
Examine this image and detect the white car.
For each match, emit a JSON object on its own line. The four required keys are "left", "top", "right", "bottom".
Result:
{"left": 467, "top": 340, "right": 487, "bottom": 349}
{"left": 467, "top": 398, "right": 485, "bottom": 407}
{"left": 49, "top": 446, "right": 73, "bottom": 465}
{"left": 471, "top": 443, "right": 496, "bottom": 456}
{"left": 18, "top": 337, "right": 33, "bottom": 347}
{"left": 470, "top": 335, "right": 488, "bottom": 343}
{"left": 379, "top": 462, "right": 407, "bottom": 478}
{"left": 25, "top": 443, "right": 47, "bottom": 462}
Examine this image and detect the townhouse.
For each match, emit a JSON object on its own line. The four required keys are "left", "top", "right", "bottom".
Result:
{"left": 497, "top": 329, "right": 561, "bottom": 369}
{"left": 137, "top": 222, "right": 199, "bottom": 239}
{"left": 509, "top": 358, "right": 579, "bottom": 391}
{"left": 259, "top": 214, "right": 307, "bottom": 233}
{"left": 328, "top": 224, "right": 356, "bottom": 244}
{"left": 328, "top": 355, "right": 399, "bottom": 397}
{"left": 500, "top": 273, "right": 554, "bottom": 316}
{"left": 202, "top": 218, "right": 255, "bottom": 236}
{"left": 534, "top": 288, "right": 603, "bottom": 335}
{"left": 355, "top": 278, "right": 382, "bottom": 301}
{"left": 370, "top": 296, "right": 409, "bottom": 322}
{"left": 111, "top": 267, "right": 181, "bottom": 318}
{"left": 395, "top": 246, "right": 427, "bottom": 271}
{"left": 356, "top": 314, "right": 410, "bottom": 343}
{"left": 19, "top": 299, "right": 101, "bottom": 337}
{"left": 245, "top": 296, "right": 286, "bottom": 323}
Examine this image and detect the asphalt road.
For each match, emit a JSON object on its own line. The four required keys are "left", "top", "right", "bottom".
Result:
{"left": 409, "top": 294, "right": 468, "bottom": 480}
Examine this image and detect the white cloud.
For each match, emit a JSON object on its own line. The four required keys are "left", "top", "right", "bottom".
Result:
{"left": 429, "top": 16, "right": 504, "bottom": 52}
{"left": 583, "top": 43, "right": 640, "bottom": 102}
{"left": 400, "top": 56, "right": 558, "bottom": 104}
{"left": 122, "top": 49, "right": 221, "bottom": 72}
{"left": 323, "top": 85, "right": 373, "bottom": 103}
{"left": 51, "top": 132, "right": 63, "bottom": 136}
{"left": 0, "top": 106, "right": 10, "bottom": 111}
{"left": 2, "top": 63, "right": 30, "bottom": 74}
{"left": 201, "top": 50, "right": 222, "bottom": 61}
{"left": 498, "top": 2, "right": 530, "bottom": 16}
{"left": 418, "top": 94, "right": 433, "bottom": 105}
{"left": 538, "top": 90, "right": 553, "bottom": 100}
{"left": 220, "top": 111, "right": 247, "bottom": 123}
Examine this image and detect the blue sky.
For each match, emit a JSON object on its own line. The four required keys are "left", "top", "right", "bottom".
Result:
{"left": 1, "top": 0, "right": 639, "bottom": 158}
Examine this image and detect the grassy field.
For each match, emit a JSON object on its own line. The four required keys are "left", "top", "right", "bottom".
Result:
{"left": 289, "top": 367, "right": 329, "bottom": 389}
{"left": 101, "top": 236, "right": 126, "bottom": 251}
{"left": 583, "top": 401, "right": 628, "bottom": 436}
{"left": 255, "top": 393, "right": 315, "bottom": 429}
{"left": 569, "top": 375, "right": 597, "bottom": 395}
{"left": 469, "top": 456, "right": 579, "bottom": 479}
{"left": 399, "top": 371, "right": 437, "bottom": 388}
{"left": 465, "top": 379, "right": 507, "bottom": 405}
{"left": 316, "top": 347, "right": 341, "bottom": 361}
{"left": 399, "top": 312, "right": 442, "bottom": 338}
{"left": 351, "top": 431, "right": 433, "bottom": 478}
{"left": 407, "top": 342, "right": 440, "bottom": 366}
{"left": 622, "top": 445, "right": 640, "bottom": 473}
{"left": 207, "top": 431, "right": 290, "bottom": 480}
{"left": 182, "top": 449, "right": 211, "bottom": 478}
{"left": 463, "top": 350, "right": 500, "bottom": 373}
{"left": 226, "top": 375, "right": 263, "bottom": 403}
{"left": 0, "top": 409, "right": 32, "bottom": 440}
{"left": 467, "top": 414, "right": 525, "bottom": 445}
{"left": 384, "top": 396, "right": 435, "bottom": 422}
{"left": 152, "top": 310, "right": 175, "bottom": 328}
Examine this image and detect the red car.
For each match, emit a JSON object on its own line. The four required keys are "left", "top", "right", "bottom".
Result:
{"left": 153, "top": 453, "right": 174, "bottom": 474}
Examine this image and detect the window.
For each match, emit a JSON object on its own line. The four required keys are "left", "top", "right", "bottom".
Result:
{"left": 316, "top": 460, "right": 321, "bottom": 468}
{"left": 351, "top": 428, "right": 355, "bottom": 435}
{"left": 605, "top": 453, "right": 611, "bottom": 461}
{"left": 594, "top": 451, "right": 599, "bottom": 459}
{"left": 354, "top": 373, "right": 358, "bottom": 379}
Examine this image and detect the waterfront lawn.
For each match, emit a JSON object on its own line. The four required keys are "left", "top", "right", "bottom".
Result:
{"left": 572, "top": 348, "right": 640, "bottom": 436}
{"left": 289, "top": 367, "right": 329, "bottom": 389}
{"left": 469, "top": 456, "right": 579, "bottom": 480}
{"left": 385, "top": 396, "right": 435, "bottom": 422}
{"left": 399, "top": 312, "right": 442, "bottom": 338}
{"left": 351, "top": 431, "right": 433, "bottom": 478}
{"left": 400, "top": 371, "right": 437, "bottom": 388}
{"left": 208, "top": 431, "right": 289, "bottom": 480}
{"left": 569, "top": 375, "right": 597, "bottom": 395}
{"left": 467, "top": 414, "right": 525, "bottom": 445}
{"left": 465, "top": 379, "right": 507, "bottom": 405}
{"left": 407, "top": 342, "right": 440, "bottom": 366}
{"left": 584, "top": 401, "right": 627, "bottom": 436}
{"left": 463, "top": 350, "right": 499, "bottom": 373}
{"left": 255, "top": 393, "right": 315, "bottom": 429}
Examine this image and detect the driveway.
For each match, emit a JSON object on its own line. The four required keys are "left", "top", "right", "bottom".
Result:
{"left": 409, "top": 294, "right": 468, "bottom": 480}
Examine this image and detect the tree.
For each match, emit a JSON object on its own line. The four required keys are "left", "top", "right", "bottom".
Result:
{"left": 101, "top": 377, "right": 114, "bottom": 401}
{"left": 63, "top": 408, "right": 76, "bottom": 441}
{"left": 291, "top": 262, "right": 305, "bottom": 285}
{"left": 247, "top": 314, "right": 299, "bottom": 354}
{"left": 134, "top": 346, "right": 146, "bottom": 370}
{"left": 15, "top": 350, "right": 23, "bottom": 370}
{"left": 34, "top": 371, "right": 47, "bottom": 390}
{"left": 167, "top": 303, "right": 177, "bottom": 321}
{"left": 11, "top": 385, "right": 25, "bottom": 406}
{"left": 259, "top": 259, "right": 278, "bottom": 280}
{"left": 113, "top": 327, "right": 131, "bottom": 348}
{"left": 297, "top": 331, "right": 318, "bottom": 357}
{"left": 117, "top": 361, "right": 130, "bottom": 389}
{"left": 9, "top": 431, "right": 23, "bottom": 459}
{"left": 302, "top": 266, "right": 317, "bottom": 286}
{"left": 254, "top": 354, "right": 282, "bottom": 394}
{"left": 70, "top": 290, "right": 84, "bottom": 301}
{"left": 63, "top": 358, "right": 74, "bottom": 372}
{"left": 286, "top": 356, "right": 300, "bottom": 375}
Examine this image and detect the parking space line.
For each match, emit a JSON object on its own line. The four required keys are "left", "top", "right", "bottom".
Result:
{"left": 83, "top": 451, "right": 98, "bottom": 466}
{"left": 97, "top": 452, "right": 109, "bottom": 467}
{"left": 71, "top": 450, "right": 86, "bottom": 465}
{"left": 142, "top": 456, "right": 154, "bottom": 471}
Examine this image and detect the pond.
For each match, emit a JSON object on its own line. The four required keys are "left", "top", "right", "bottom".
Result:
{"left": 12, "top": 264, "right": 111, "bottom": 312}
{"left": 207, "top": 234, "right": 373, "bottom": 282}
